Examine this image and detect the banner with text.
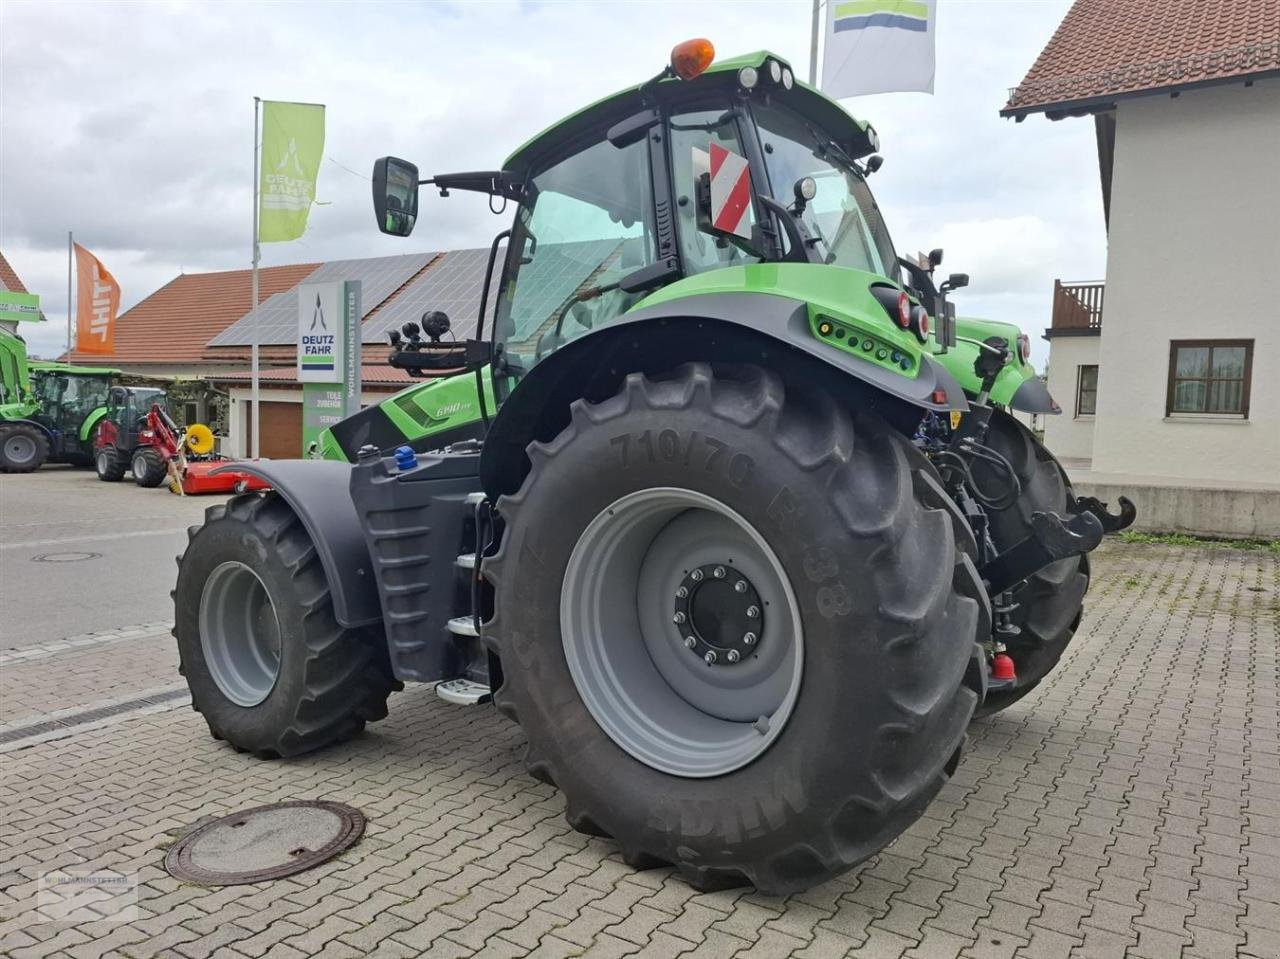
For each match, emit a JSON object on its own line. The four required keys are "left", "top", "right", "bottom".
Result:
{"left": 822, "top": 0, "right": 937, "bottom": 98}
{"left": 74, "top": 244, "right": 120, "bottom": 355}
{"left": 297, "top": 279, "right": 361, "bottom": 453}
{"left": 0, "top": 291, "right": 41, "bottom": 323}
{"left": 260, "top": 100, "right": 325, "bottom": 243}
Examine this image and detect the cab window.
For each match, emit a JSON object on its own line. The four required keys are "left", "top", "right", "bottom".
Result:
{"left": 496, "top": 134, "right": 657, "bottom": 367}
{"left": 668, "top": 108, "right": 760, "bottom": 276}
{"left": 753, "top": 102, "right": 897, "bottom": 278}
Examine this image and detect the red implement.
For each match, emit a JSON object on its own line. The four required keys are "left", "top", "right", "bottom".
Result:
{"left": 180, "top": 461, "right": 271, "bottom": 496}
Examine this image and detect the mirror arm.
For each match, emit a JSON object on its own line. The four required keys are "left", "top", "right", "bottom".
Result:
{"left": 426, "top": 170, "right": 523, "bottom": 200}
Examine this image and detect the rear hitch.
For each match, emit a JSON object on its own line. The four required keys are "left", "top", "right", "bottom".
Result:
{"left": 1072, "top": 494, "right": 1136, "bottom": 534}
{"left": 979, "top": 508, "right": 1104, "bottom": 596}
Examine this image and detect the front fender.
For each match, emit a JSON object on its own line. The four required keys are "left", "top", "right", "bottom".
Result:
{"left": 211, "top": 460, "right": 382, "bottom": 628}
{"left": 79, "top": 406, "right": 108, "bottom": 443}
{"left": 479, "top": 291, "right": 968, "bottom": 495}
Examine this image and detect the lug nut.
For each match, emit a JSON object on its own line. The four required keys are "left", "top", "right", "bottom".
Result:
{"left": 675, "top": 586, "right": 688, "bottom": 599}
{"left": 691, "top": 569, "right": 704, "bottom": 582}
{"left": 684, "top": 636, "right": 696, "bottom": 649}
{"left": 734, "top": 580, "right": 747, "bottom": 593}
{"left": 713, "top": 566, "right": 726, "bottom": 578}
{"left": 746, "top": 605, "right": 760, "bottom": 619}
{"left": 727, "top": 649, "right": 740, "bottom": 663}
{"left": 673, "top": 611, "right": 686, "bottom": 625}
{"left": 744, "top": 632, "right": 757, "bottom": 645}
{"left": 704, "top": 650, "right": 717, "bottom": 664}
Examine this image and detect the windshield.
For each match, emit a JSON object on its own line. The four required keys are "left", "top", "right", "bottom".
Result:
{"left": 494, "top": 134, "right": 656, "bottom": 372}
{"left": 753, "top": 102, "right": 897, "bottom": 278}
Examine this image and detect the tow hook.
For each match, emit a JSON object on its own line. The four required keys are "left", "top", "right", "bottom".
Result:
{"left": 1072, "top": 495, "right": 1137, "bottom": 534}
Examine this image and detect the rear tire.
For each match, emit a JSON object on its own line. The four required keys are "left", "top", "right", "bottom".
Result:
{"left": 483, "top": 364, "right": 988, "bottom": 893}
{"left": 173, "top": 492, "right": 400, "bottom": 758}
{"left": 96, "top": 445, "right": 126, "bottom": 482}
{"left": 132, "top": 447, "right": 168, "bottom": 487}
{"left": 0, "top": 423, "right": 50, "bottom": 473}
{"left": 972, "top": 410, "right": 1089, "bottom": 717}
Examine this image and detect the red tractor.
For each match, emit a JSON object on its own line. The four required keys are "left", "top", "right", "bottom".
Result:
{"left": 94, "top": 385, "right": 173, "bottom": 486}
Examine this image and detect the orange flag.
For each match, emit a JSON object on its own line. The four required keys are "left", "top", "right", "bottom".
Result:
{"left": 74, "top": 243, "right": 120, "bottom": 355}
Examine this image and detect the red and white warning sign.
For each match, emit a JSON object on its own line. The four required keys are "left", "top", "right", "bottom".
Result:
{"left": 708, "top": 142, "right": 752, "bottom": 239}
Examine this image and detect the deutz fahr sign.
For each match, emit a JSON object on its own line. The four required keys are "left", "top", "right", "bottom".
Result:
{"left": 297, "top": 280, "right": 362, "bottom": 454}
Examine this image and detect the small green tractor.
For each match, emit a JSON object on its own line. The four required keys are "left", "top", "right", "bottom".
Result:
{"left": 0, "top": 327, "right": 120, "bottom": 472}
{"left": 174, "top": 42, "right": 1133, "bottom": 893}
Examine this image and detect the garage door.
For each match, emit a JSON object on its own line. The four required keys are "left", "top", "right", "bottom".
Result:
{"left": 246, "top": 401, "right": 303, "bottom": 459}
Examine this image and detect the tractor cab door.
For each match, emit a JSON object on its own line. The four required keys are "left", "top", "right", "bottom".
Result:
{"left": 492, "top": 129, "right": 660, "bottom": 397}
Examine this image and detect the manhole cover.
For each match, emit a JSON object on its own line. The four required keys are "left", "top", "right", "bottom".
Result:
{"left": 31, "top": 551, "right": 102, "bottom": 563}
{"left": 164, "top": 801, "right": 364, "bottom": 885}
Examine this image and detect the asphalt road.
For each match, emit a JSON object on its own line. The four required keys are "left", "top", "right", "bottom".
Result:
{"left": 0, "top": 465, "right": 230, "bottom": 648}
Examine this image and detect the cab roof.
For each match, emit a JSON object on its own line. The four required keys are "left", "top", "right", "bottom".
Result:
{"left": 30, "top": 361, "right": 121, "bottom": 377}
{"left": 504, "top": 50, "right": 877, "bottom": 174}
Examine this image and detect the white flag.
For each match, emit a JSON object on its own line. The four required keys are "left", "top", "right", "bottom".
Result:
{"left": 822, "top": 0, "right": 937, "bottom": 98}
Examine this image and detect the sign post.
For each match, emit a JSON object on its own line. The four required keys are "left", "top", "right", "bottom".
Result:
{"left": 297, "top": 279, "right": 361, "bottom": 455}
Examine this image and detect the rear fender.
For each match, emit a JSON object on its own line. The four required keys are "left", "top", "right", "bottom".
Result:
{"left": 210, "top": 460, "right": 382, "bottom": 628}
{"left": 480, "top": 292, "right": 968, "bottom": 496}
{"left": 0, "top": 417, "right": 53, "bottom": 443}
{"left": 79, "top": 407, "right": 108, "bottom": 443}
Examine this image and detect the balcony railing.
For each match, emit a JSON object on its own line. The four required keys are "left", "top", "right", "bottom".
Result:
{"left": 1051, "top": 280, "right": 1104, "bottom": 333}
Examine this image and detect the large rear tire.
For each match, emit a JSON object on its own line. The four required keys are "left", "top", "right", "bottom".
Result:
{"left": 132, "top": 447, "right": 168, "bottom": 488}
{"left": 96, "top": 445, "right": 126, "bottom": 482}
{"left": 483, "top": 364, "right": 988, "bottom": 894}
{"left": 972, "top": 410, "right": 1089, "bottom": 717}
{"left": 0, "top": 423, "right": 50, "bottom": 473}
{"left": 173, "top": 492, "right": 399, "bottom": 758}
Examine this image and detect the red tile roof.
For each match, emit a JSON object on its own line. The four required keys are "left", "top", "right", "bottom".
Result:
{"left": 1003, "top": 0, "right": 1280, "bottom": 118}
{"left": 208, "top": 363, "right": 420, "bottom": 387}
{"left": 63, "top": 262, "right": 320, "bottom": 366}
{"left": 0, "top": 251, "right": 31, "bottom": 294}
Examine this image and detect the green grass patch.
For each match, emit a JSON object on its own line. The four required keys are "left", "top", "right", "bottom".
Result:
{"left": 1118, "top": 530, "right": 1280, "bottom": 553}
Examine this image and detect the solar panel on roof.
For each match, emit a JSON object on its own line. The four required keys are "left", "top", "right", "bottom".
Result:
{"left": 209, "top": 252, "right": 435, "bottom": 347}
{"left": 362, "top": 248, "right": 495, "bottom": 343}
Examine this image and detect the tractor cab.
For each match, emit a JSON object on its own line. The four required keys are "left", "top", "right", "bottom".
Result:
{"left": 371, "top": 44, "right": 934, "bottom": 398}
{"left": 30, "top": 366, "right": 114, "bottom": 445}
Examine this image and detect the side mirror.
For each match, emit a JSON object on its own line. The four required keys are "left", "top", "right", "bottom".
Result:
{"left": 372, "top": 156, "right": 420, "bottom": 237}
{"left": 944, "top": 272, "right": 969, "bottom": 290}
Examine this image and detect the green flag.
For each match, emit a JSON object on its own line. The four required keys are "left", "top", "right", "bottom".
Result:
{"left": 259, "top": 100, "right": 325, "bottom": 243}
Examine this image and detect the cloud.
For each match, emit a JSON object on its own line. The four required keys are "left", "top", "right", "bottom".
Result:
{"left": 1, "top": 0, "right": 1098, "bottom": 369}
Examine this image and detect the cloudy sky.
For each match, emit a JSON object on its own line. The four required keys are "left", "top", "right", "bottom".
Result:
{"left": 1, "top": 0, "right": 1104, "bottom": 366}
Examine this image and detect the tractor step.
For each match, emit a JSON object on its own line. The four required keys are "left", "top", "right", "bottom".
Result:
{"left": 447, "top": 615, "right": 478, "bottom": 637}
{"left": 435, "top": 678, "right": 491, "bottom": 706}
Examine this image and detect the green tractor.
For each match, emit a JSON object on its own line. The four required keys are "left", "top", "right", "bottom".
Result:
{"left": 174, "top": 42, "right": 1134, "bottom": 893}
{"left": 0, "top": 327, "right": 120, "bottom": 472}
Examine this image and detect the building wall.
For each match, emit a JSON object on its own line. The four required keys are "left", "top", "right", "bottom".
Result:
{"left": 1043, "top": 334, "right": 1100, "bottom": 462}
{"left": 1091, "top": 79, "right": 1280, "bottom": 483}
{"left": 226, "top": 385, "right": 396, "bottom": 458}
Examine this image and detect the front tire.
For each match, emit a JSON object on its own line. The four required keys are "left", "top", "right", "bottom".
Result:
{"left": 972, "top": 410, "right": 1089, "bottom": 716}
{"left": 96, "top": 445, "right": 126, "bottom": 482}
{"left": 132, "top": 447, "right": 168, "bottom": 487}
{"left": 173, "top": 492, "right": 399, "bottom": 758}
{"left": 0, "top": 423, "right": 50, "bottom": 473}
{"left": 484, "top": 364, "right": 988, "bottom": 893}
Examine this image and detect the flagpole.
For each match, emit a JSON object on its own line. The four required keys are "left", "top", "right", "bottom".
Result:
{"left": 251, "top": 95, "right": 261, "bottom": 460}
{"left": 66, "top": 231, "right": 73, "bottom": 358}
{"left": 809, "top": 0, "right": 822, "bottom": 86}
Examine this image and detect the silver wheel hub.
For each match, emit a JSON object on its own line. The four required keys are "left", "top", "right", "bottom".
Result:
{"left": 5, "top": 434, "right": 36, "bottom": 462}
{"left": 560, "top": 488, "right": 803, "bottom": 778}
{"left": 199, "top": 561, "right": 282, "bottom": 707}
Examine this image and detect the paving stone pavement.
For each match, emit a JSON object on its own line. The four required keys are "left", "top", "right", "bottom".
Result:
{"left": 0, "top": 540, "right": 1276, "bottom": 958}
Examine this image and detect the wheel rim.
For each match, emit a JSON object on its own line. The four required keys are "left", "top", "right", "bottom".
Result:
{"left": 5, "top": 434, "right": 36, "bottom": 465}
{"left": 97, "top": 450, "right": 110, "bottom": 474}
{"left": 132, "top": 452, "right": 147, "bottom": 475}
{"left": 561, "top": 488, "right": 803, "bottom": 778}
{"left": 199, "top": 561, "right": 282, "bottom": 707}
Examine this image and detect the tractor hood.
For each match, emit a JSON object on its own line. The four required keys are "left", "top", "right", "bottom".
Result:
{"left": 938, "top": 317, "right": 1059, "bottom": 414}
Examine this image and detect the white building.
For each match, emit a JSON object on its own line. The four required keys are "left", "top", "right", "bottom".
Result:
{"left": 1003, "top": 0, "right": 1280, "bottom": 535}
